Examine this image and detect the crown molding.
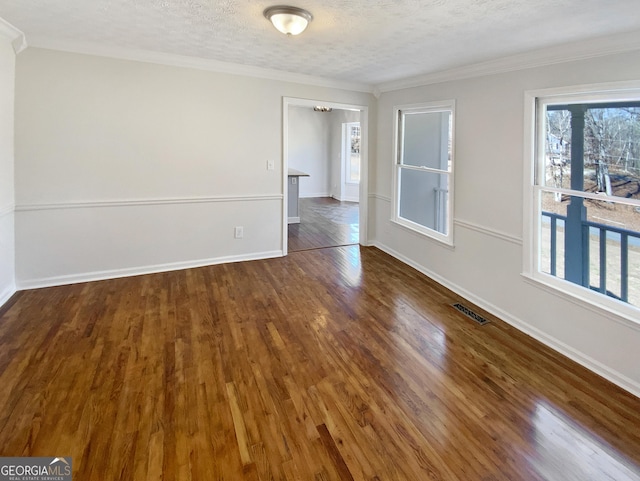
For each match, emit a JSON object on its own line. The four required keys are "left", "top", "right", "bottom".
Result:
{"left": 26, "top": 36, "right": 374, "bottom": 94}
{"left": 0, "top": 16, "right": 27, "bottom": 54}
{"left": 376, "top": 29, "right": 640, "bottom": 93}
{"left": 13, "top": 27, "right": 640, "bottom": 96}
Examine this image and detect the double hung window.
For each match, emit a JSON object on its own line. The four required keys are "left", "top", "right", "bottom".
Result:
{"left": 525, "top": 84, "right": 640, "bottom": 318}
{"left": 393, "top": 101, "right": 455, "bottom": 245}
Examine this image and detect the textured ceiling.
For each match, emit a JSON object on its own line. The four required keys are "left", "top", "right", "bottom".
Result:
{"left": 1, "top": 0, "right": 640, "bottom": 87}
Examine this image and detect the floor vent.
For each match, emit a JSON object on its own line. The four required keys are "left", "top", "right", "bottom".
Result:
{"left": 452, "top": 303, "right": 490, "bottom": 325}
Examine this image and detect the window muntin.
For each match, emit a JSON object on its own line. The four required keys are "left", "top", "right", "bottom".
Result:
{"left": 534, "top": 95, "right": 640, "bottom": 310}
{"left": 393, "top": 101, "right": 455, "bottom": 244}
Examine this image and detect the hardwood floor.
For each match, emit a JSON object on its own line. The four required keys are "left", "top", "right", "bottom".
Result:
{"left": 288, "top": 197, "right": 359, "bottom": 252}
{"left": 0, "top": 246, "right": 639, "bottom": 480}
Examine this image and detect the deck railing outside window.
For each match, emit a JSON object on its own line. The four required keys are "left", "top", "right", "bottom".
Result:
{"left": 541, "top": 211, "right": 640, "bottom": 305}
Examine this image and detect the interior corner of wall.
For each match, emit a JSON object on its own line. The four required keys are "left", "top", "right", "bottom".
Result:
{"left": 12, "top": 34, "right": 28, "bottom": 54}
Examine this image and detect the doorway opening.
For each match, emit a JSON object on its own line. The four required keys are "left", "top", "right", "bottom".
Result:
{"left": 282, "top": 98, "right": 368, "bottom": 254}
{"left": 287, "top": 197, "right": 360, "bottom": 252}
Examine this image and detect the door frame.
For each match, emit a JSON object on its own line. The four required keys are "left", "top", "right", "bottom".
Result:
{"left": 282, "top": 97, "right": 369, "bottom": 256}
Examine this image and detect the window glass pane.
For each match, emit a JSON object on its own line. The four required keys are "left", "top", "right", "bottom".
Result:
{"left": 540, "top": 184, "right": 640, "bottom": 307}
{"left": 399, "top": 168, "right": 449, "bottom": 235}
{"left": 585, "top": 107, "right": 640, "bottom": 199}
{"left": 544, "top": 109, "right": 572, "bottom": 190}
{"left": 348, "top": 125, "right": 361, "bottom": 183}
{"left": 629, "top": 245, "right": 640, "bottom": 308}
{"left": 583, "top": 199, "right": 640, "bottom": 306}
{"left": 584, "top": 197, "right": 640, "bottom": 232}
{"left": 540, "top": 190, "right": 566, "bottom": 279}
{"left": 544, "top": 105, "right": 640, "bottom": 200}
{"left": 401, "top": 110, "right": 451, "bottom": 171}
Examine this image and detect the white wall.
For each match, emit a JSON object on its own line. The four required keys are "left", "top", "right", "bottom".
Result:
{"left": 14, "top": 48, "right": 374, "bottom": 287}
{"left": 372, "top": 50, "right": 640, "bottom": 396}
{"left": 0, "top": 31, "right": 16, "bottom": 307}
{"left": 288, "top": 106, "right": 331, "bottom": 198}
{"left": 329, "top": 110, "right": 361, "bottom": 202}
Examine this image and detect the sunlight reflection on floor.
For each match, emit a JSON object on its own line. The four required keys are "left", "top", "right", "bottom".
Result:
{"left": 335, "top": 245, "right": 362, "bottom": 287}
{"left": 532, "top": 401, "right": 640, "bottom": 481}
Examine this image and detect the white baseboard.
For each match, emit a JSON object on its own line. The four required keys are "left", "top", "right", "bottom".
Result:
{"left": 300, "top": 193, "right": 331, "bottom": 199}
{"left": 371, "top": 240, "right": 640, "bottom": 399}
{"left": 0, "top": 284, "right": 17, "bottom": 310}
{"left": 331, "top": 195, "right": 360, "bottom": 203}
{"left": 17, "top": 250, "right": 284, "bottom": 290}
{"left": 368, "top": 193, "right": 391, "bottom": 203}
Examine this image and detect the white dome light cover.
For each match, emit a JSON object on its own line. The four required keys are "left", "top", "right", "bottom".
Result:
{"left": 264, "top": 6, "right": 313, "bottom": 36}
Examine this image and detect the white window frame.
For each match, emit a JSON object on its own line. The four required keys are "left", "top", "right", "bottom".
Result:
{"left": 392, "top": 100, "right": 456, "bottom": 246}
{"left": 523, "top": 81, "right": 640, "bottom": 326}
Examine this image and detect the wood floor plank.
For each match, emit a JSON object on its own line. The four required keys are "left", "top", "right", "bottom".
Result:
{"left": 0, "top": 246, "right": 639, "bottom": 480}
{"left": 288, "top": 197, "right": 359, "bottom": 252}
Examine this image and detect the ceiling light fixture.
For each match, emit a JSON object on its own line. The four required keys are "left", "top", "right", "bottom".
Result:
{"left": 313, "top": 106, "right": 332, "bottom": 112}
{"left": 264, "top": 6, "right": 313, "bottom": 36}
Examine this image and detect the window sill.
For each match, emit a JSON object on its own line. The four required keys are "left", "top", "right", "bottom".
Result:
{"left": 521, "top": 272, "right": 640, "bottom": 332}
{"left": 390, "top": 218, "right": 455, "bottom": 250}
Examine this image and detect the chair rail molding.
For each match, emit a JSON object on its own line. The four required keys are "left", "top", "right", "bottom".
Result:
{"left": 15, "top": 194, "right": 283, "bottom": 212}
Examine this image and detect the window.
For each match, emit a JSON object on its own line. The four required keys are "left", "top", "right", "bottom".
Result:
{"left": 393, "top": 100, "right": 455, "bottom": 245}
{"left": 346, "top": 123, "right": 361, "bottom": 184}
{"left": 525, "top": 83, "right": 640, "bottom": 318}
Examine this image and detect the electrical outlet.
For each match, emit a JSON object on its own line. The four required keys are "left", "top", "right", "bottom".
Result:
{"left": 291, "top": 177, "right": 297, "bottom": 184}
{"left": 234, "top": 226, "right": 243, "bottom": 239}
{"left": 267, "top": 160, "right": 275, "bottom": 171}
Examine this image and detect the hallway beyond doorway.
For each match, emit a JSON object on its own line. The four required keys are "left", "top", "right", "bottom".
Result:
{"left": 288, "top": 197, "right": 359, "bottom": 252}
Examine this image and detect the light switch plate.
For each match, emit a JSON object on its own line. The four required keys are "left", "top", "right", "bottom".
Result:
{"left": 267, "top": 160, "right": 275, "bottom": 171}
